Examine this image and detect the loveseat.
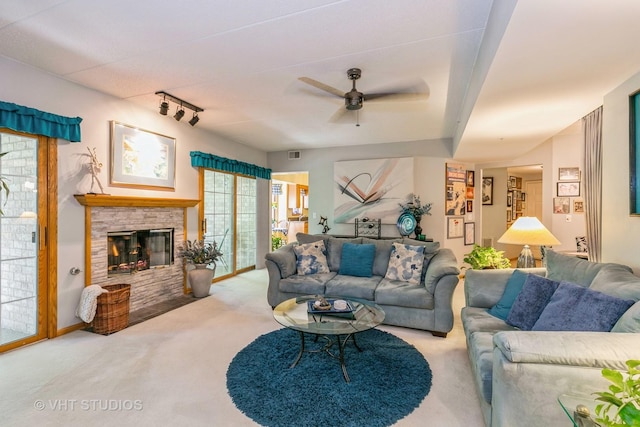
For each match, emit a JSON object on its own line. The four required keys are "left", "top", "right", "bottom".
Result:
{"left": 461, "top": 250, "right": 640, "bottom": 426}
{"left": 265, "top": 233, "right": 460, "bottom": 337}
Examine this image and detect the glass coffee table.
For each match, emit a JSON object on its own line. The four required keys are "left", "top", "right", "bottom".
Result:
{"left": 273, "top": 295, "right": 385, "bottom": 382}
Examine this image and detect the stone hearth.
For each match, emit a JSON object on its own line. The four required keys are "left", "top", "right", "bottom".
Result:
{"left": 75, "top": 195, "right": 200, "bottom": 312}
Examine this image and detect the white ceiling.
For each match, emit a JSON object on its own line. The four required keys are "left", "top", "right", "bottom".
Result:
{"left": 1, "top": 0, "right": 640, "bottom": 163}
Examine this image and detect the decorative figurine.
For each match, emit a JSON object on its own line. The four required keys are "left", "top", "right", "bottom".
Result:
{"left": 86, "top": 147, "right": 106, "bottom": 194}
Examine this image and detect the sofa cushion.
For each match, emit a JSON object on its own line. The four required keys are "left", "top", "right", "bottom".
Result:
{"left": 589, "top": 264, "right": 640, "bottom": 301}
{"left": 339, "top": 243, "right": 375, "bottom": 277}
{"left": 402, "top": 238, "right": 441, "bottom": 284}
{"left": 467, "top": 331, "right": 496, "bottom": 404}
{"left": 385, "top": 243, "right": 425, "bottom": 285}
{"left": 487, "top": 269, "right": 529, "bottom": 321}
{"left": 545, "top": 249, "right": 630, "bottom": 286}
{"left": 293, "top": 241, "right": 330, "bottom": 275}
{"left": 375, "top": 277, "right": 434, "bottom": 309}
{"left": 295, "top": 232, "right": 326, "bottom": 245}
{"left": 324, "top": 274, "right": 381, "bottom": 300}
{"left": 279, "top": 272, "right": 336, "bottom": 295}
{"left": 326, "top": 237, "right": 362, "bottom": 272}
{"left": 461, "top": 307, "right": 519, "bottom": 337}
{"left": 265, "top": 244, "right": 297, "bottom": 278}
{"left": 506, "top": 274, "right": 559, "bottom": 330}
{"left": 532, "top": 281, "right": 634, "bottom": 332}
{"left": 362, "top": 238, "right": 402, "bottom": 276}
{"left": 613, "top": 300, "right": 640, "bottom": 332}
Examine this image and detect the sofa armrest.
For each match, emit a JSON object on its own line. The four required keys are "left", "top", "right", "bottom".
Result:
{"left": 264, "top": 243, "right": 297, "bottom": 278}
{"left": 464, "top": 268, "right": 546, "bottom": 308}
{"left": 424, "top": 248, "right": 460, "bottom": 294}
{"left": 493, "top": 330, "right": 640, "bottom": 369}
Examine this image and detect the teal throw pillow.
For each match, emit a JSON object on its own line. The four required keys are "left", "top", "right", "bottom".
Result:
{"left": 532, "top": 281, "right": 634, "bottom": 331}
{"left": 487, "top": 269, "right": 529, "bottom": 321}
{"left": 506, "top": 274, "right": 559, "bottom": 330}
{"left": 339, "top": 243, "right": 375, "bottom": 277}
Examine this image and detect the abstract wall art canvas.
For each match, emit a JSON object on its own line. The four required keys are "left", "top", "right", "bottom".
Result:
{"left": 334, "top": 157, "right": 413, "bottom": 223}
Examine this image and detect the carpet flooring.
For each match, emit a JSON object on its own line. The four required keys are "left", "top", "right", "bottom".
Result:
{"left": 0, "top": 269, "right": 484, "bottom": 426}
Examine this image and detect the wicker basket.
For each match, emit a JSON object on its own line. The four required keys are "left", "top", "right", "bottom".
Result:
{"left": 92, "top": 284, "right": 131, "bottom": 335}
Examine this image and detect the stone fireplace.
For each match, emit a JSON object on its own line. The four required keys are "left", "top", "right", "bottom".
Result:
{"left": 75, "top": 195, "right": 200, "bottom": 313}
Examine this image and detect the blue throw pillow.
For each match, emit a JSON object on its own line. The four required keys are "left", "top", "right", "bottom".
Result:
{"left": 339, "top": 243, "right": 376, "bottom": 277}
{"left": 487, "top": 269, "right": 529, "bottom": 321}
{"left": 532, "top": 281, "right": 635, "bottom": 331}
{"left": 506, "top": 274, "right": 559, "bottom": 330}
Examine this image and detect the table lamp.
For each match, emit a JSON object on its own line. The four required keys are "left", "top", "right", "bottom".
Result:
{"left": 497, "top": 217, "right": 560, "bottom": 268}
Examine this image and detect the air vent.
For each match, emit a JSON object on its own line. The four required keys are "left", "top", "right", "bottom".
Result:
{"left": 288, "top": 150, "right": 301, "bottom": 160}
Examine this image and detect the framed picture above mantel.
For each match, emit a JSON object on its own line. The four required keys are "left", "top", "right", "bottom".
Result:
{"left": 110, "top": 121, "right": 176, "bottom": 191}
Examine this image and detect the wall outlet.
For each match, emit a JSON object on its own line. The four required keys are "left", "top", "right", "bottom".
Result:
{"left": 565, "top": 215, "right": 572, "bottom": 222}
{"left": 313, "top": 212, "right": 317, "bottom": 219}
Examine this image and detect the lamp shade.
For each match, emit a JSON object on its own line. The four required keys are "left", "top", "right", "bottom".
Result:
{"left": 497, "top": 217, "right": 560, "bottom": 246}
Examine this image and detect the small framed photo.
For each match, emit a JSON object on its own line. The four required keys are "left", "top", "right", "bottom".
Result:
{"left": 558, "top": 167, "right": 581, "bottom": 181}
{"left": 553, "top": 197, "right": 571, "bottom": 214}
{"left": 573, "top": 198, "right": 585, "bottom": 213}
{"left": 466, "top": 186, "right": 474, "bottom": 199}
{"left": 515, "top": 177, "right": 522, "bottom": 189}
{"left": 509, "top": 176, "right": 516, "bottom": 189}
{"left": 507, "top": 192, "right": 512, "bottom": 207}
{"left": 482, "top": 177, "right": 493, "bottom": 205}
{"left": 447, "top": 216, "right": 464, "bottom": 239}
{"left": 506, "top": 210, "right": 512, "bottom": 222}
{"left": 521, "top": 192, "right": 526, "bottom": 201}
{"left": 466, "top": 170, "right": 475, "bottom": 187}
{"left": 466, "top": 200, "right": 473, "bottom": 213}
{"left": 464, "top": 222, "right": 475, "bottom": 246}
{"left": 557, "top": 181, "right": 580, "bottom": 197}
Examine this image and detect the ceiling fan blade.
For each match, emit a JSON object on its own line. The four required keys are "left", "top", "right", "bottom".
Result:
{"left": 329, "top": 106, "right": 350, "bottom": 123}
{"left": 298, "top": 77, "right": 345, "bottom": 98}
{"left": 364, "top": 91, "right": 429, "bottom": 103}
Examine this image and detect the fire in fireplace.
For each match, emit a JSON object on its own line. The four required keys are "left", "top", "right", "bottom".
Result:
{"left": 107, "top": 228, "right": 174, "bottom": 275}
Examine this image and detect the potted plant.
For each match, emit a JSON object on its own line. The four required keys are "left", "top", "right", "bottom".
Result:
{"left": 462, "top": 244, "right": 511, "bottom": 270}
{"left": 593, "top": 359, "right": 640, "bottom": 426}
{"left": 398, "top": 193, "right": 432, "bottom": 239}
{"left": 178, "top": 239, "right": 223, "bottom": 297}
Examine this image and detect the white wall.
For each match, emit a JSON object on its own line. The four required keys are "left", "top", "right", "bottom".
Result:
{"left": 602, "top": 69, "right": 640, "bottom": 272}
{"left": 0, "top": 56, "right": 270, "bottom": 330}
{"left": 267, "top": 140, "right": 475, "bottom": 266}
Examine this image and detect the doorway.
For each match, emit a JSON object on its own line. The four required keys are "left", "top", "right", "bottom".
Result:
{"left": 271, "top": 172, "right": 309, "bottom": 248}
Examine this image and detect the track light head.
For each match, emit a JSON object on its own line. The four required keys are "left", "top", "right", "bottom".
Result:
{"left": 159, "top": 101, "right": 169, "bottom": 115}
{"left": 174, "top": 107, "right": 185, "bottom": 121}
{"left": 188, "top": 113, "right": 200, "bottom": 126}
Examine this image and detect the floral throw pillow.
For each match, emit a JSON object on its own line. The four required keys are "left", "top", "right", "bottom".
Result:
{"left": 384, "top": 243, "right": 425, "bottom": 285}
{"left": 293, "top": 240, "right": 330, "bottom": 275}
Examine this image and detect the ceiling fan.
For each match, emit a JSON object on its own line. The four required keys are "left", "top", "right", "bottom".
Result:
{"left": 298, "top": 68, "right": 429, "bottom": 124}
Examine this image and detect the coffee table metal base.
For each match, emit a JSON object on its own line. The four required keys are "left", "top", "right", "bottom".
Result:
{"left": 290, "top": 331, "right": 362, "bottom": 382}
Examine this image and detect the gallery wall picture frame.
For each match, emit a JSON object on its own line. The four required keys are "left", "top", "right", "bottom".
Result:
{"left": 464, "top": 222, "right": 475, "bottom": 245}
{"left": 445, "top": 163, "right": 466, "bottom": 216}
{"left": 515, "top": 177, "right": 522, "bottom": 189}
{"left": 447, "top": 216, "right": 464, "bottom": 239}
{"left": 482, "top": 177, "right": 493, "bottom": 205}
{"left": 573, "top": 198, "right": 585, "bottom": 213}
{"left": 507, "top": 210, "right": 512, "bottom": 222}
{"left": 558, "top": 167, "right": 581, "bottom": 181}
{"left": 466, "top": 200, "right": 473, "bottom": 213}
{"left": 507, "top": 192, "right": 512, "bottom": 207}
{"left": 110, "top": 121, "right": 176, "bottom": 190}
{"left": 553, "top": 197, "right": 571, "bottom": 214}
{"left": 466, "top": 170, "right": 475, "bottom": 187}
{"left": 508, "top": 176, "right": 516, "bottom": 189}
{"left": 557, "top": 181, "right": 580, "bottom": 197}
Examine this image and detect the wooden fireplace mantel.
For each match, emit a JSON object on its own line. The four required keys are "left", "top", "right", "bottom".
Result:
{"left": 74, "top": 194, "right": 200, "bottom": 208}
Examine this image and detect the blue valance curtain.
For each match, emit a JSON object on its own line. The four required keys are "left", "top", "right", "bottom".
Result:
{"left": 190, "top": 151, "right": 271, "bottom": 180}
{"left": 0, "top": 101, "right": 82, "bottom": 142}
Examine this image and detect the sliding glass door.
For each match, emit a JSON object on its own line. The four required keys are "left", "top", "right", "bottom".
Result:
{"left": 202, "top": 170, "right": 256, "bottom": 278}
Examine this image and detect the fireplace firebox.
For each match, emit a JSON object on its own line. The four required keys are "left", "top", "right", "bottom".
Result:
{"left": 107, "top": 228, "right": 174, "bottom": 275}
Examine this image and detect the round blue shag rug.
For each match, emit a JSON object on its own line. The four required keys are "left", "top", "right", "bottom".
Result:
{"left": 226, "top": 328, "right": 432, "bottom": 427}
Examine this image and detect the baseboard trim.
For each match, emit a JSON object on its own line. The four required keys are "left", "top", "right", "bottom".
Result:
{"left": 57, "top": 322, "right": 87, "bottom": 336}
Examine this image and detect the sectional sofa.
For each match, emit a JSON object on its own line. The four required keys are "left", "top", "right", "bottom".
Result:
{"left": 265, "top": 233, "right": 460, "bottom": 337}
{"left": 462, "top": 250, "right": 640, "bottom": 426}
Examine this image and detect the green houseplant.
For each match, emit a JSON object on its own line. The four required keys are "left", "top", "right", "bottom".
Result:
{"left": 178, "top": 240, "right": 223, "bottom": 298}
{"left": 593, "top": 359, "right": 640, "bottom": 426}
{"left": 462, "top": 244, "right": 511, "bottom": 270}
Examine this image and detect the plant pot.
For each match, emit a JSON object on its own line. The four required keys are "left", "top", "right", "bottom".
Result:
{"left": 188, "top": 264, "right": 215, "bottom": 298}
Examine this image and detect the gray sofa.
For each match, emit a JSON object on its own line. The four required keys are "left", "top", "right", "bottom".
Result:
{"left": 265, "top": 233, "right": 460, "bottom": 337}
{"left": 461, "top": 250, "right": 640, "bottom": 427}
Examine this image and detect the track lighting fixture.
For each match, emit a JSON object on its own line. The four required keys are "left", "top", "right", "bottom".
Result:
{"left": 155, "top": 91, "right": 203, "bottom": 126}
{"left": 174, "top": 106, "right": 185, "bottom": 121}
